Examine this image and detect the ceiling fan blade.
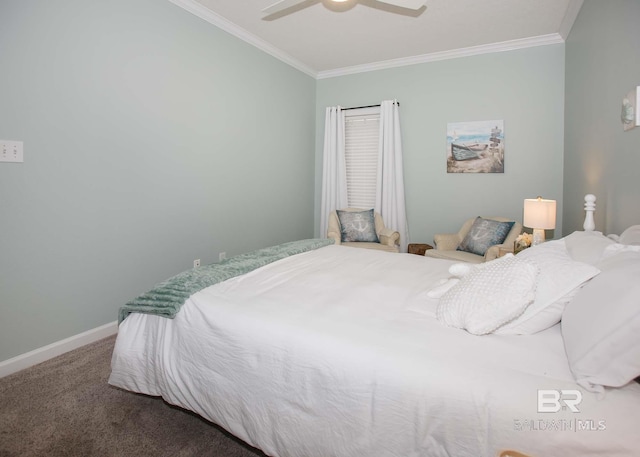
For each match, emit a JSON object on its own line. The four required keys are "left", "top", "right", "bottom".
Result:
{"left": 262, "top": 0, "right": 308, "bottom": 15}
{"left": 376, "top": 0, "right": 427, "bottom": 10}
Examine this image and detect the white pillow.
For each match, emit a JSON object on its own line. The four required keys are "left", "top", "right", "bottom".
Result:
{"left": 436, "top": 254, "right": 539, "bottom": 335}
{"left": 564, "top": 230, "right": 614, "bottom": 265}
{"left": 496, "top": 240, "right": 600, "bottom": 335}
{"left": 619, "top": 225, "right": 640, "bottom": 245}
{"left": 562, "top": 251, "right": 640, "bottom": 392}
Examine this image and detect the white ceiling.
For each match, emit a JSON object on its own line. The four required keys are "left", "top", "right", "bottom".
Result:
{"left": 169, "top": 0, "right": 584, "bottom": 78}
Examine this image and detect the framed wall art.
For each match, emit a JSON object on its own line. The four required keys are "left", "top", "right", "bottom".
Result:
{"left": 446, "top": 120, "right": 504, "bottom": 173}
{"left": 622, "top": 86, "right": 639, "bottom": 131}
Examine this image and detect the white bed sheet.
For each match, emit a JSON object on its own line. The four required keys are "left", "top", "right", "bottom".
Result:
{"left": 109, "top": 245, "right": 640, "bottom": 457}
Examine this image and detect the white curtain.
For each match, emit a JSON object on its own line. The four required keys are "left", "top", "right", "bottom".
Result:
{"left": 376, "top": 100, "right": 410, "bottom": 252}
{"left": 320, "top": 106, "right": 348, "bottom": 237}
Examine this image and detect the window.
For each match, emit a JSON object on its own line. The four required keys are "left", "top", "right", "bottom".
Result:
{"left": 344, "top": 107, "right": 380, "bottom": 209}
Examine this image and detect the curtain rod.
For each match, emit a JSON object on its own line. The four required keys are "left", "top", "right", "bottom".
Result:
{"left": 343, "top": 102, "right": 400, "bottom": 111}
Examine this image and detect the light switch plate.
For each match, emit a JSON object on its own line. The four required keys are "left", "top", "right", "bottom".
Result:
{"left": 0, "top": 140, "right": 24, "bottom": 162}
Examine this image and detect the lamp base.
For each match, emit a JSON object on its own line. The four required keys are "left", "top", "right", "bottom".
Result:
{"left": 532, "top": 228, "right": 546, "bottom": 246}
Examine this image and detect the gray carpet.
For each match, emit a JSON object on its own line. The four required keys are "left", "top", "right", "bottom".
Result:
{"left": 0, "top": 336, "right": 269, "bottom": 457}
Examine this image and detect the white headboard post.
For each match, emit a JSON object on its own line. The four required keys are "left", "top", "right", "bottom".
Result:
{"left": 583, "top": 194, "right": 596, "bottom": 231}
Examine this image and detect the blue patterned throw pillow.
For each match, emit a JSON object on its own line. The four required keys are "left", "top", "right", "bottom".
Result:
{"left": 457, "top": 217, "right": 515, "bottom": 256}
{"left": 337, "top": 209, "right": 379, "bottom": 243}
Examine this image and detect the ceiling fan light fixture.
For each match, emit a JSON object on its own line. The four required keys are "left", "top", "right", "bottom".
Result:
{"left": 263, "top": 0, "right": 427, "bottom": 17}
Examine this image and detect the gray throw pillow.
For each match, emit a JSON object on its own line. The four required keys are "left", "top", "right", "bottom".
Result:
{"left": 457, "top": 217, "right": 515, "bottom": 256}
{"left": 337, "top": 209, "right": 379, "bottom": 243}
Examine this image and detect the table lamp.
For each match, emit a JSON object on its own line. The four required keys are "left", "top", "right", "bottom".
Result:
{"left": 523, "top": 197, "right": 556, "bottom": 246}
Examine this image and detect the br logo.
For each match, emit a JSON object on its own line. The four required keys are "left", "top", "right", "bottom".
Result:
{"left": 537, "top": 390, "right": 582, "bottom": 413}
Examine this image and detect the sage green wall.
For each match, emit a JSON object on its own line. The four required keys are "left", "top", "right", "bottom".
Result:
{"left": 315, "top": 45, "right": 566, "bottom": 245}
{"left": 564, "top": 0, "right": 640, "bottom": 235}
{"left": 0, "top": 0, "right": 315, "bottom": 361}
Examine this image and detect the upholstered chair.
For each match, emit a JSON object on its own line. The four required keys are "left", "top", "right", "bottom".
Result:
{"left": 424, "top": 216, "right": 522, "bottom": 263}
{"left": 327, "top": 208, "right": 400, "bottom": 253}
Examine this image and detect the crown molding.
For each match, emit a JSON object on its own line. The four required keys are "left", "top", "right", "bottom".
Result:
{"left": 167, "top": 0, "right": 318, "bottom": 78}
{"left": 168, "top": 1, "right": 568, "bottom": 81}
{"left": 316, "top": 33, "right": 565, "bottom": 79}
{"left": 558, "top": 0, "right": 584, "bottom": 40}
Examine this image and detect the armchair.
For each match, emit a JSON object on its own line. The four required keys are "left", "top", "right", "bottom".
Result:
{"left": 424, "top": 216, "right": 522, "bottom": 263}
{"left": 327, "top": 208, "right": 400, "bottom": 253}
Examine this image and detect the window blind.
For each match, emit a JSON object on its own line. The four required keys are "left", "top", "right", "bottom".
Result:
{"left": 344, "top": 112, "right": 379, "bottom": 209}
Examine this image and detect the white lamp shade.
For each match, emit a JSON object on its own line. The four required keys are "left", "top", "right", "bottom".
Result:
{"left": 523, "top": 198, "right": 556, "bottom": 230}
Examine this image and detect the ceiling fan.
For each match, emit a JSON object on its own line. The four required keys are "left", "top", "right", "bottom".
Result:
{"left": 263, "top": 0, "right": 428, "bottom": 16}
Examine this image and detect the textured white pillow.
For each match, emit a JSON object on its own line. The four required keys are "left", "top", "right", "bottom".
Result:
{"left": 562, "top": 251, "right": 640, "bottom": 392}
{"left": 496, "top": 240, "right": 600, "bottom": 335}
{"left": 436, "top": 254, "right": 539, "bottom": 335}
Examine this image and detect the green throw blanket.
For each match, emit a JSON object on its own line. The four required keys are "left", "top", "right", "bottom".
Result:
{"left": 118, "top": 238, "right": 334, "bottom": 324}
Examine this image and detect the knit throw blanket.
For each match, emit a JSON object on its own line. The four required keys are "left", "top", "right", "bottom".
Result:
{"left": 118, "top": 238, "right": 334, "bottom": 324}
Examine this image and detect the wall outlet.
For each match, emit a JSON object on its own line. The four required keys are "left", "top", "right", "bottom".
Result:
{"left": 193, "top": 259, "right": 201, "bottom": 268}
{"left": 0, "top": 140, "right": 24, "bottom": 163}
{"left": 219, "top": 252, "right": 226, "bottom": 261}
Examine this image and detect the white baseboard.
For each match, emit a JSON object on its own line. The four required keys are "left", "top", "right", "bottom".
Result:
{"left": 0, "top": 321, "right": 118, "bottom": 378}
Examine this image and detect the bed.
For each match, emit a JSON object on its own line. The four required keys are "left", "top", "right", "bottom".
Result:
{"left": 109, "top": 196, "right": 640, "bottom": 457}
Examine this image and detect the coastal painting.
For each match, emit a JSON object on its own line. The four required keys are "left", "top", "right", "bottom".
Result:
{"left": 446, "top": 120, "right": 504, "bottom": 173}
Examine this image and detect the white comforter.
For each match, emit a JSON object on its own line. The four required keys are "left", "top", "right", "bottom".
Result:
{"left": 109, "top": 245, "right": 640, "bottom": 457}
